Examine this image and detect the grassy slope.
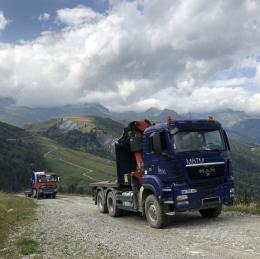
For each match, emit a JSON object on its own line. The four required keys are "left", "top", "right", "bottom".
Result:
{"left": 65, "top": 115, "right": 124, "bottom": 135}
{"left": 0, "top": 193, "right": 37, "bottom": 257}
{"left": 37, "top": 137, "right": 116, "bottom": 194}
{"left": 230, "top": 138, "right": 260, "bottom": 201}
{"left": 26, "top": 115, "right": 124, "bottom": 136}
{"left": 0, "top": 121, "right": 46, "bottom": 192}
{"left": 224, "top": 203, "right": 260, "bottom": 215}
{"left": 25, "top": 118, "right": 58, "bottom": 134}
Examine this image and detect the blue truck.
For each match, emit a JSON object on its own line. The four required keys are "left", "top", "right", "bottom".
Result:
{"left": 90, "top": 117, "right": 235, "bottom": 228}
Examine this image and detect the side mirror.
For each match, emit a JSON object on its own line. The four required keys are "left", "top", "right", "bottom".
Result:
{"left": 152, "top": 133, "right": 162, "bottom": 154}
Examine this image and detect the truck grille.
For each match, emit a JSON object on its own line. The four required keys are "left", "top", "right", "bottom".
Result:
{"left": 191, "top": 180, "right": 223, "bottom": 189}
{"left": 187, "top": 163, "right": 225, "bottom": 180}
{"left": 41, "top": 186, "right": 56, "bottom": 191}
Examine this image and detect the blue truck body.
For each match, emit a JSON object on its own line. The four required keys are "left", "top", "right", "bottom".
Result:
{"left": 91, "top": 118, "right": 234, "bottom": 228}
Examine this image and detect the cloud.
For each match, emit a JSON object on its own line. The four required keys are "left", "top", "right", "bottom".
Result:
{"left": 55, "top": 5, "right": 103, "bottom": 26}
{"left": 0, "top": 10, "right": 10, "bottom": 31}
{"left": 254, "top": 62, "right": 260, "bottom": 87}
{"left": 0, "top": 1, "right": 260, "bottom": 114}
{"left": 38, "top": 12, "right": 51, "bottom": 22}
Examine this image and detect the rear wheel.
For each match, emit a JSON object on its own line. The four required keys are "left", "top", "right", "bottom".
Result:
{"left": 32, "top": 189, "right": 37, "bottom": 199}
{"left": 36, "top": 191, "right": 41, "bottom": 200}
{"left": 107, "top": 191, "right": 121, "bottom": 217}
{"left": 97, "top": 191, "right": 108, "bottom": 213}
{"left": 199, "top": 205, "right": 222, "bottom": 218}
{"left": 145, "top": 195, "right": 168, "bottom": 228}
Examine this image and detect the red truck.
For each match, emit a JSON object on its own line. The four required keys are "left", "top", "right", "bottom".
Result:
{"left": 25, "top": 171, "right": 59, "bottom": 199}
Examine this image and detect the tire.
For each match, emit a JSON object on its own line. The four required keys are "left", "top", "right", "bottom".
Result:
{"left": 97, "top": 191, "right": 108, "bottom": 213}
{"left": 145, "top": 194, "right": 168, "bottom": 228}
{"left": 106, "top": 191, "right": 121, "bottom": 217}
{"left": 51, "top": 194, "right": 56, "bottom": 199}
{"left": 199, "top": 205, "right": 222, "bottom": 218}
{"left": 32, "top": 189, "right": 37, "bottom": 199}
{"left": 36, "top": 191, "right": 41, "bottom": 200}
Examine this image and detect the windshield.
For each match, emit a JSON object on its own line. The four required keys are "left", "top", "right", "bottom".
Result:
{"left": 38, "top": 175, "right": 58, "bottom": 183}
{"left": 172, "top": 130, "right": 225, "bottom": 153}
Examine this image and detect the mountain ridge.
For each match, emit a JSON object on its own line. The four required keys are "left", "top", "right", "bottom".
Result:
{"left": 0, "top": 100, "right": 256, "bottom": 126}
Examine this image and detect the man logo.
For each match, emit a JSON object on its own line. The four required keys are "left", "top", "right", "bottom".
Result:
{"left": 186, "top": 158, "right": 205, "bottom": 165}
{"left": 199, "top": 167, "right": 216, "bottom": 177}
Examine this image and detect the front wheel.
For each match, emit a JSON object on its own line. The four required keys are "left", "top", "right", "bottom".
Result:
{"left": 145, "top": 195, "right": 168, "bottom": 228}
{"left": 199, "top": 205, "right": 222, "bottom": 218}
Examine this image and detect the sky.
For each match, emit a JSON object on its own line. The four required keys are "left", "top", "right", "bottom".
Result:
{"left": 0, "top": 0, "right": 260, "bottom": 114}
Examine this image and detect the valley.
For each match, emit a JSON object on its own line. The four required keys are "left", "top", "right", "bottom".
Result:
{"left": 37, "top": 137, "right": 116, "bottom": 194}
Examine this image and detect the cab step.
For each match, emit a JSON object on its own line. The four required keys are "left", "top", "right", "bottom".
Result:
{"left": 163, "top": 200, "right": 174, "bottom": 204}
{"left": 162, "top": 188, "right": 172, "bottom": 192}
{"left": 165, "top": 211, "right": 175, "bottom": 216}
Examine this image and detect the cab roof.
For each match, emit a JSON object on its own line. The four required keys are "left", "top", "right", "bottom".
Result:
{"left": 144, "top": 119, "right": 222, "bottom": 134}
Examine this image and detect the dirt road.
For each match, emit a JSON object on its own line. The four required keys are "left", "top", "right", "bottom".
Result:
{"left": 29, "top": 195, "right": 260, "bottom": 259}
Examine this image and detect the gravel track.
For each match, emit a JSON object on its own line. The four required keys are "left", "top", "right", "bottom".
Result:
{"left": 30, "top": 195, "right": 260, "bottom": 259}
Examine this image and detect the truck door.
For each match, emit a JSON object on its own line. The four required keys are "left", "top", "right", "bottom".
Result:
{"left": 143, "top": 131, "right": 173, "bottom": 181}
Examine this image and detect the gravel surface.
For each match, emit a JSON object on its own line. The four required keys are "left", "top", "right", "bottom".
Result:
{"left": 29, "top": 195, "right": 260, "bottom": 259}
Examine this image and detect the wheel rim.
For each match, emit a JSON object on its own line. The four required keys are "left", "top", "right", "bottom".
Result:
{"left": 148, "top": 203, "right": 157, "bottom": 222}
{"left": 97, "top": 194, "right": 103, "bottom": 210}
{"left": 108, "top": 197, "right": 114, "bottom": 213}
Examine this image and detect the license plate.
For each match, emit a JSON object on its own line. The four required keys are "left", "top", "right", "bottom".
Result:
{"left": 202, "top": 196, "right": 220, "bottom": 207}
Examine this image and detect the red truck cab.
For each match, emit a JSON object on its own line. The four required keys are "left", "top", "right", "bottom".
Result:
{"left": 30, "top": 171, "right": 59, "bottom": 199}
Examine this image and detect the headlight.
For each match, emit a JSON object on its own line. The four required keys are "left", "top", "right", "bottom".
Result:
{"left": 230, "top": 188, "right": 235, "bottom": 198}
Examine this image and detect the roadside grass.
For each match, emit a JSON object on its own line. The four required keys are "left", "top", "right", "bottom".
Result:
{"left": 0, "top": 193, "right": 38, "bottom": 257}
{"left": 37, "top": 137, "right": 116, "bottom": 194}
{"left": 224, "top": 202, "right": 260, "bottom": 215}
{"left": 16, "top": 236, "right": 39, "bottom": 255}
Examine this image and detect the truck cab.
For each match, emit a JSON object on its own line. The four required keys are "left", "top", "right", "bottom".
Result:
{"left": 31, "top": 171, "right": 59, "bottom": 199}
{"left": 91, "top": 118, "right": 234, "bottom": 228}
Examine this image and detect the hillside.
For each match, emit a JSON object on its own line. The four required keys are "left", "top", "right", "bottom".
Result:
{"left": 229, "top": 119, "right": 260, "bottom": 144}
{"left": 0, "top": 122, "right": 46, "bottom": 192}
{"left": 0, "top": 101, "right": 111, "bottom": 127}
{"left": 37, "top": 137, "right": 116, "bottom": 194}
{"left": 27, "top": 116, "right": 124, "bottom": 159}
{"left": 230, "top": 138, "right": 260, "bottom": 201}
{"left": 187, "top": 109, "right": 251, "bottom": 128}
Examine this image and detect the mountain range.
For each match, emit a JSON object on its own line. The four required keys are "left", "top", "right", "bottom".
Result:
{"left": 1, "top": 97, "right": 260, "bottom": 144}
